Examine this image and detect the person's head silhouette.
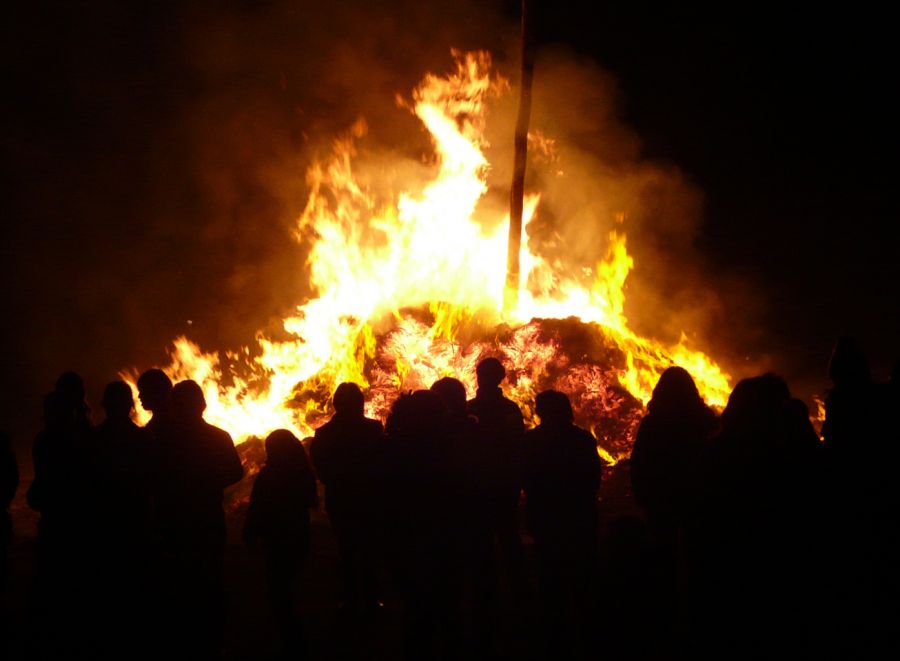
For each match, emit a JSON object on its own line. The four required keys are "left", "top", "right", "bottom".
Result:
{"left": 55, "top": 371, "right": 89, "bottom": 422}
{"left": 648, "top": 366, "right": 703, "bottom": 416}
{"left": 332, "top": 382, "right": 365, "bottom": 417}
{"left": 828, "top": 336, "right": 871, "bottom": 388}
{"left": 102, "top": 381, "right": 134, "bottom": 421}
{"left": 476, "top": 358, "right": 506, "bottom": 390}
{"left": 55, "top": 371, "right": 85, "bottom": 404}
{"left": 535, "top": 390, "right": 574, "bottom": 427}
{"left": 137, "top": 369, "right": 173, "bottom": 414}
{"left": 430, "top": 377, "right": 467, "bottom": 420}
{"left": 171, "top": 380, "right": 206, "bottom": 422}
{"left": 265, "top": 429, "right": 306, "bottom": 470}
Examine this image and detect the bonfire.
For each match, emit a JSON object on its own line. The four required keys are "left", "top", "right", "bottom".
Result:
{"left": 124, "top": 51, "right": 732, "bottom": 465}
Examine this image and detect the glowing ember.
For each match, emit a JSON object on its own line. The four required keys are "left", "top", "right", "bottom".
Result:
{"left": 123, "top": 51, "right": 732, "bottom": 462}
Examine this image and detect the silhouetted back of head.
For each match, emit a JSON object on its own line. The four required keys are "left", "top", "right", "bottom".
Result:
{"left": 265, "top": 429, "right": 306, "bottom": 470}
{"left": 333, "top": 382, "right": 365, "bottom": 417}
{"left": 648, "top": 366, "right": 704, "bottom": 416}
{"left": 758, "top": 372, "right": 791, "bottom": 402}
{"left": 55, "top": 371, "right": 85, "bottom": 404}
{"left": 476, "top": 357, "right": 506, "bottom": 389}
{"left": 102, "top": 381, "right": 134, "bottom": 420}
{"left": 387, "top": 390, "right": 443, "bottom": 439}
{"left": 430, "top": 377, "right": 467, "bottom": 421}
{"left": 55, "top": 371, "right": 89, "bottom": 422}
{"left": 171, "top": 380, "right": 206, "bottom": 421}
{"left": 828, "top": 336, "right": 872, "bottom": 388}
{"left": 721, "top": 373, "right": 789, "bottom": 438}
{"left": 137, "top": 368, "right": 173, "bottom": 413}
{"left": 535, "top": 390, "right": 574, "bottom": 427}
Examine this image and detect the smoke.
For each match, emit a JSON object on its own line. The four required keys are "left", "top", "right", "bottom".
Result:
{"left": 481, "top": 46, "right": 763, "bottom": 374}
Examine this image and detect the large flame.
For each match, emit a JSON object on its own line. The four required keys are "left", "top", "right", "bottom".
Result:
{"left": 124, "top": 51, "right": 731, "bottom": 462}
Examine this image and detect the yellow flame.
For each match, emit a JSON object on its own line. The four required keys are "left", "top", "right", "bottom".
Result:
{"left": 124, "top": 50, "right": 732, "bottom": 460}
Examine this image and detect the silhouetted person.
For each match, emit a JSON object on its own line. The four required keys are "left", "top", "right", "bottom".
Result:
{"left": 87, "top": 381, "right": 152, "bottom": 545}
{"left": 54, "top": 370, "right": 91, "bottom": 431}
{"left": 822, "top": 336, "right": 878, "bottom": 465}
{"left": 26, "top": 388, "right": 92, "bottom": 657}
{"left": 28, "top": 391, "right": 86, "bottom": 554}
{"left": 310, "top": 383, "right": 384, "bottom": 614}
{"left": 1, "top": 431, "right": 17, "bottom": 589}
{"left": 244, "top": 430, "right": 317, "bottom": 658}
{"left": 430, "top": 375, "right": 480, "bottom": 550}
{"left": 80, "top": 381, "right": 154, "bottom": 655}
{"left": 382, "top": 390, "right": 461, "bottom": 660}
{"left": 137, "top": 368, "right": 173, "bottom": 437}
{"left": 155, "top": 379, "right": 243, "bottom": 658}
{"left": 630, "top": 366, "right": 717, "bottom": 653}
{"left": 522, "top": 390, "right": 601, "bottom": 658}
{"left": 632, "top": 366, "right": 718, "bottom": 528}
{"left": 429, "top": 377, "right": 479, "bottom": 654}
{"left": 690, "top": 374, "right": 807, "bottom": 658}
{"left": 821, "top": 338, "right": 899, "bottom": 656}
{"left": 466, "top": 358, "right": 527, "bottom": 618}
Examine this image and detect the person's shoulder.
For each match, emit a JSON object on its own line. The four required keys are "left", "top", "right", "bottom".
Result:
{"left": 522, "top": 425, "right": 550, "bottom": 447}
{"left": 202, "top": 421, "right": 234, "bottom": 444}
{"left": 559, "top": 424, "right": 594, "bottom": 450}
{"left": 363, "top": 417, "right": 383, "bottom": 433}
{"left": 571, "top": 425, "right": 596, "bottom": 445}
{"left": 314, "top": 418, "right": 336, "bottom": 438}
{"left": 501, "top": 396, "right": 523, "bottom": 415}
{"left": 252, "top": 465, "right": 273, "bottom": 485}
{"left": 634, "top": 413, "right": 667, "bottom": 441}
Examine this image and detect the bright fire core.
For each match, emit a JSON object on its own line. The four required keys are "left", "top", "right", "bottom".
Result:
{"left": 124, "top": 51, "right": 732, "bottom": 463}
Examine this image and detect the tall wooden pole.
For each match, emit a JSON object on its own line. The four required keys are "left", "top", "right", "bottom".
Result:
{"left": 505, "top": 0, "right": 536, "bottom": 312}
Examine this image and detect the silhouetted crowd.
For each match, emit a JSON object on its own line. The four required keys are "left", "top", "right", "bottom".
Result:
{"left": 1, "top": 338, "right": 899, "bottom": 660}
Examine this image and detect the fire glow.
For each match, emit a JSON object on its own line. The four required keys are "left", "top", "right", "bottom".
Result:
{"left": 124, "top": 51, "right": 732, "bottom": 463}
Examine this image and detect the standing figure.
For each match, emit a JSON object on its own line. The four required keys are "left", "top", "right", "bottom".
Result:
{"left": 821, "top": 338, "right": 897, "bottom": 657}
{"left": 466, "top": 358, "right": 527, "bottom": 610}
{"left": 83, "top": 381, "right": 153, "bottom": 655}
{"left": 629, "top": 366, "right": 718, "bottom": 653}
{"left": 87, "top": 382, "right": 152, "bottom": 549}
{"left": 310, "top": 383, "right": 384, "bottom": 613}
{"left": 522, "top": 390, "right": 601, "bottom": 657}
{"left": 691, "top": 374, "right": 805, "bottom": 658}
{"left": 382, "top": 390, "right": 460, "bottom": 659}
{"left": 244, "top": 430, "right": 318, "bottom": 657}
{"left": 631, "top": 366, "right": 718, "bottom": 533}
{"left": 26, "top": 385, "right": 91, "bottom": 657}
{"left": 155, "top": 380, "right": 243, "bottom": 658}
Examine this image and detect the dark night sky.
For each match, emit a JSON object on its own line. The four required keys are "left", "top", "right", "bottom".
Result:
{"left": 2, "top": 1, "right": 897, "bottom": 450}
{"left": 539, "top": 5, "right": 898, "bottom": 383}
